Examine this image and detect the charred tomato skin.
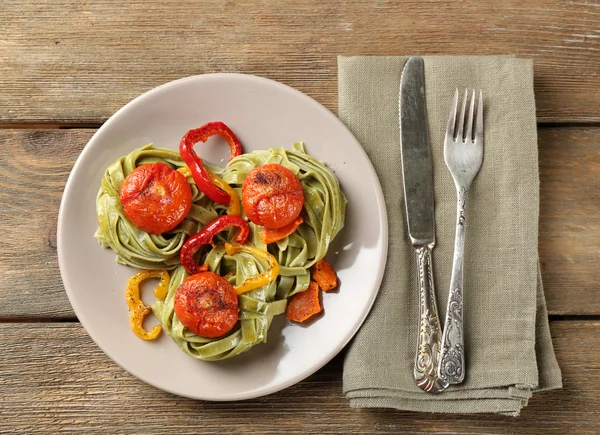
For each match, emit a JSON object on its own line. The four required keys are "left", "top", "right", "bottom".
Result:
{"left": 119, "top": 162, "right": 192, "bottom": 234}
{"left": 242, "top": 163, "right": 304, "bottom": 229}
{"left": 173, "top": 272, "right": 239, "bottom": 338}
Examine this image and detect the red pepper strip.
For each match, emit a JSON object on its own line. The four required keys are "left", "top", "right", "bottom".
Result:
{"left": 179, "top": 122, "right": 243, "bottom": 205}
{"left": 180, "top": 215, "right": 250, "bottom": 275}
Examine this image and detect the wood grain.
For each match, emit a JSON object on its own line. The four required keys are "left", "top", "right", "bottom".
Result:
{"left": 538, "top": 127, "right": 600, "bottom": 315}
{"left": 0, "top": 320, "right": 596, "bottom": 434}
{"left": 1, "top": 0, "right": 599, "bottom": 124}
{"left": 1, "top": 126, "right": 599, "bottom": 318}
{"left": 0, "top": 130, "right": 93, "bottom": 319}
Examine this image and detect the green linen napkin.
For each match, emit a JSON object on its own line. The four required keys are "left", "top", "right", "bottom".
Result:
{"left": 339, "top": 56, "right": 562, "bottom": 416}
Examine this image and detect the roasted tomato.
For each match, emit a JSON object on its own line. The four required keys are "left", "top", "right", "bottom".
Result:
{"left": 173, "top": 272, "right": 239, "bottom": 338}
{"left": 242, "top": 164, "right": 304, "bottom": 229}
{"left": 120, "top": 163, "right": 192, "bottom": 234}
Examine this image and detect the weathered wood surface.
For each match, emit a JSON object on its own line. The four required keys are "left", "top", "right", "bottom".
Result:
{"left": 0, "top": 321, "right": 597, "bottom": 434}
{"left": 2, "top": 1, "right": 600, "bottom": 430}
{"left": 1, "top": 127, "right": 598, "bottom": 318}
{"left": 1, "top": 0, "right": 599, "bottom": 124}
{"left": 538, "top": 127, "right": 600, "bottom": 315}
{"left": 0, "top": 129, "right": 93, "bottom": 320}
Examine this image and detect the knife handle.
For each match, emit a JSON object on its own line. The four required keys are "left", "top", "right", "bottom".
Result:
{"left": 413, "top": 244, "right": 448, "bottom": 393}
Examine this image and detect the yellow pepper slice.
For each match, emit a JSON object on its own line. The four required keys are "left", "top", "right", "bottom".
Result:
{"left": 225, "top": 242, "right": 280, "bottom": 295}
{"left": 208, "top": 172, "right": 241, "bottom": 216}
{"left": 177, "top": 166, "right": 192, "bottom": 177}
{"left": 126, "top": 270, "right": 170, "bottom": 341}
{"left": 178, "top": 166, "right": 241, "bottom": 216}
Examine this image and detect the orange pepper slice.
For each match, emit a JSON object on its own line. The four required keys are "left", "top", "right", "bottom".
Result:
{"left": 286, "top": 280, "right": 322, "bottom": 322}
{"left": 311, "top": 258, "right": 338, "bottom": 291}
{"left": 260, "top": 216, "right": 303, "bottom": 244}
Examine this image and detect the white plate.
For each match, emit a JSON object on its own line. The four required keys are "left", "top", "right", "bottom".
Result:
{"left": 58, "top": 73, "right": 388, "bottom": 400}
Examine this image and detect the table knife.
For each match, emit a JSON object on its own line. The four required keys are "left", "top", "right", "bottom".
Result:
{"left": 399, "top": 56, "right": 448, "bottom": 394}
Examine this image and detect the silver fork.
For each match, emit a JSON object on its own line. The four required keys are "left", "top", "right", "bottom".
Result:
{"left": 438, "top": 89, "right": 484, "bottom": 384}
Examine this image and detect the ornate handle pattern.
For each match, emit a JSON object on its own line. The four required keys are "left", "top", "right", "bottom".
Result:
{"left": 414, "top": 245, "right": 448, "bottom": 393}
{"left": 439, "top": 187, "right": 467, "bottom": 384}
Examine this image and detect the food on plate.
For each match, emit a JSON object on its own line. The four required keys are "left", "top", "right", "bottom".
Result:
{"left": 126, "top": 270, "right": 170, "bottom": 340}
{"left": 179, "top": 121, "right": 242, "bottom": 204}
{"left": 180, "top": 215, "right": 250, "bottom": 275}
{"left": 225, "top": 143, "right": 346, "bottom": 269}
{"left": 260, "top": 216, "right": 303, "bottom": 244}
{"left": 174, "top": 272, "right": 239, "bottom": 338}
{"left": 120, "top": 162, "right": 192, "bottom": 234}
{"left": 242, "top": 163, "right": 304, "bottom": 229}
{"left": 95, "top": 146, "right": 220, "bottom": 270}
{"left": 311, "top": 258, "right": 338, "bottom": 292}
{"left": 177, "top": 166, "right": 242, "bottom": 216}
{"left": 286, "top": 259, "right": 338, "bottom": 323}
{"left": 224, "top": 242, "right": 280, "bottom": 295}
{"left": 95, "top": 121, "right": 347, "bottom": 360}
{"left": 286, "top": 280, "right": 322, "bottom": 322}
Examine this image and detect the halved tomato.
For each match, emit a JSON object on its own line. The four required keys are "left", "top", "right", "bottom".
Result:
{"left": 173, "top": 272, "right": 239, "bottom": 338}
{"left": 120, "top": 162, "right": 192, "bottom": 234}
{"left": 242, "top": 163, "right": 304, "bottom": 229}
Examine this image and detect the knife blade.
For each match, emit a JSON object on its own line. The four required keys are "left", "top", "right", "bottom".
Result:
{"left": 399, "top": 56, "right": 448, "bottom": 393}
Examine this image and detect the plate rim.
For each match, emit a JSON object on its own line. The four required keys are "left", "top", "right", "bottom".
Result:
{"left": 57, "top": 72, "right": 389, "bottom": 400}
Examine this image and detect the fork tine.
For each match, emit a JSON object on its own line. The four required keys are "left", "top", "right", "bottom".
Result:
{"left": 465, "top": 89, "right": 475, "bottom": 142}
{"left": 456, "top": 89, "right": 468, "bottom": 142}
{"left": 475, "top": 89, "right": 483, "bottom": 142}
{"left": 446, "top": 88, "right": 459, "bottom": 140}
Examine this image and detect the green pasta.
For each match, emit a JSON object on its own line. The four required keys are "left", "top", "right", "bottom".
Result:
{"left": 152, "top": 143, "right": 347, "bottom": 360}
{"left": 95, "top": 144, "right": 221, "bottom": 270}
{"left": 152, "top": 237, "right": 288, "bottom": 361}
{"left": 97, "top": 142, "right": 346, "bottom": 360}
{"left": 223, "top": 142, "right": 346, "bottom": 276}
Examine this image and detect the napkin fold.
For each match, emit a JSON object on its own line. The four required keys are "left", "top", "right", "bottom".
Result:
{"left": 339, "top": 56, "right": 562, "bottom": 416}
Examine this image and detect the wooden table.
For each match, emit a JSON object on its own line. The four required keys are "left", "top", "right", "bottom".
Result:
{"left": 1, "top": 1, "right": 599, "bottom": 433}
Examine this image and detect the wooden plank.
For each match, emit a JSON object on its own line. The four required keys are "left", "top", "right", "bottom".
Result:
{"left": 1, "top": 126, "right": 599, "bottom": 318}
{"left": 538, "top": 127, "right": 600, "bottom": 315}
{"left": 0, "top": 320, "right": 596, "bottom": 433}
{"left": 0, "top": 129, "right": 93, "bottom": 319}
{"left": 1, "top": 0, "right": 599, "bottom": 124}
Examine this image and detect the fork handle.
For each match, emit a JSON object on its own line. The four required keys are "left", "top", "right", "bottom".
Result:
{"left": 439, "top": 187, "right": 467, "bottom": 384}
{"left": 413, "top": 244, "right": 448, "bottom": 393}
